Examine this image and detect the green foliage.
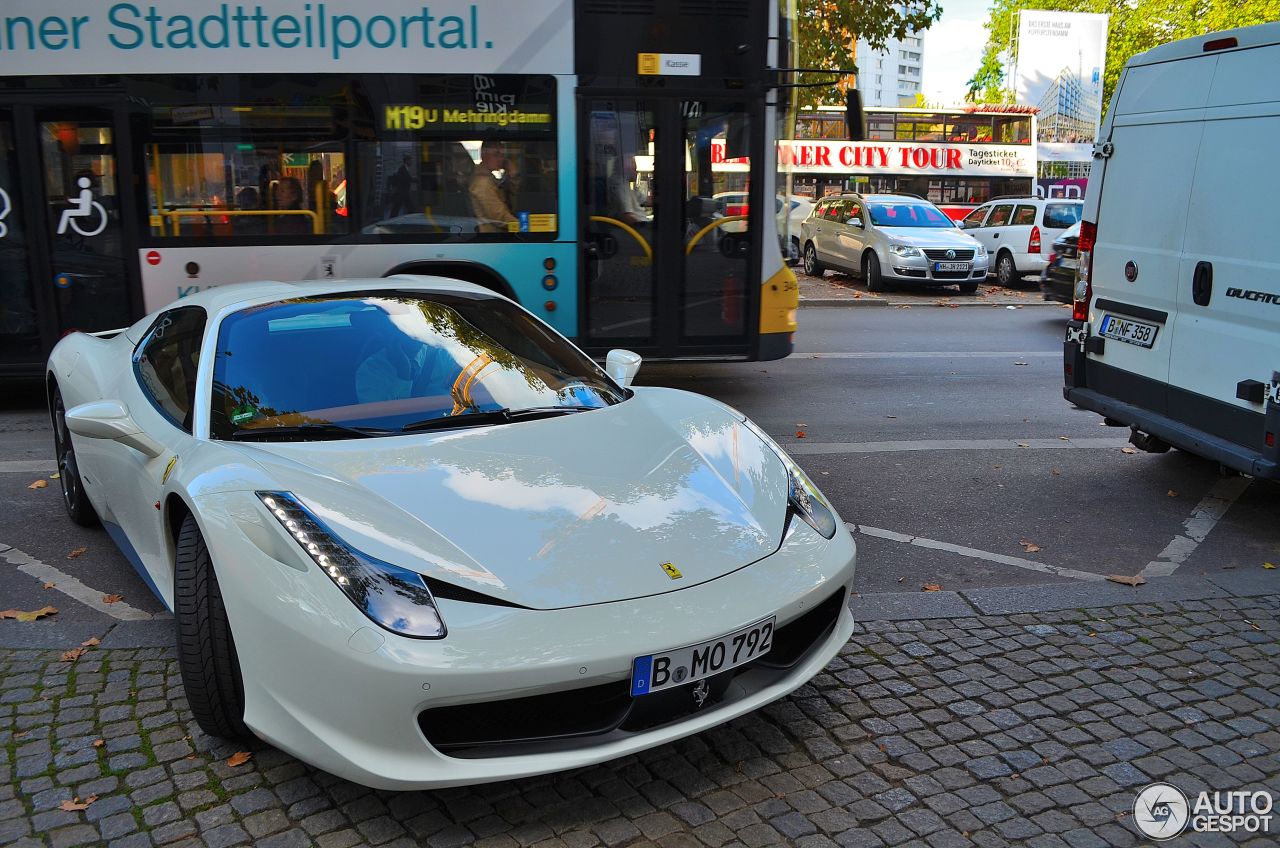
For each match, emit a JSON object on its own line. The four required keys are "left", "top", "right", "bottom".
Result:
{"left": 966, "top": 0, "right": 1280, "bottom": 114}
{"left": 794, "top": 0, "right": 943, "bottom": 109}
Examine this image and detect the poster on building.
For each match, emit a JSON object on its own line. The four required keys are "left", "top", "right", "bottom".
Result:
{"left": 1015, "top": 10, "right": 1109, "bottom": 144}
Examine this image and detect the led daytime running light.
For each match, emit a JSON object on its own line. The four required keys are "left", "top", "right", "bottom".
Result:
{"left": 255, "top": 491, "right": 446, "bottom": 639}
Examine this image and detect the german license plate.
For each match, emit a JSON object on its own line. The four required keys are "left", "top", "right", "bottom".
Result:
{"left": 631, "top": 617, "right": 775, "bottom": 696}
{"left": 934, "top": 261, "right": 970, "bottom": 272}
{"left": 1099, "top": 314, "right": 1158, "bottom": 348}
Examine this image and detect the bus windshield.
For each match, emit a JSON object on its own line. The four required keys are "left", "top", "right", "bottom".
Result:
{"left": 868, "top": 202, "right": 956, "bottom": 229}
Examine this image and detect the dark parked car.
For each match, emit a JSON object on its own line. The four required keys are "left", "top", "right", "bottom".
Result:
{"left": 1040, "top": 221, "right": 1081, "bottom": 304}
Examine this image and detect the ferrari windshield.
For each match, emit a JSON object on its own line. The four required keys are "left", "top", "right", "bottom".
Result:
{"left": 209, "top": 292, "right": 626, "bottom": 440}
{"left": 868, "top": 202, "right": 955, "bottom": 228}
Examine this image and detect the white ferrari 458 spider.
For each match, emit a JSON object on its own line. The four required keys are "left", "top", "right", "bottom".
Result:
{"left": 46, "top": 276, "right": 856, "bottom": 789}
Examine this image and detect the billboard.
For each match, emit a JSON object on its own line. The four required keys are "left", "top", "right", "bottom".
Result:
{"left": 1015, "top": 10, "right": 1109, "bottom": 144}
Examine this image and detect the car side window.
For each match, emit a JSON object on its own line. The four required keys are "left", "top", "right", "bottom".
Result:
{"left": 1043, "top": 203, "right": 1082, "bottom": 229}
{"left": 824, "top": 200, "right": 843, "bottom": 221}
{"left": 846, "top": 202, "right": 863, "bottom": 224}
{"left": 133, "top": 306, "right": 207, "bottom": 433}
{"left": 811, "top": 200, "right": 829, "bottom": 221}
{"left": 988, "top": 204, "right": 1015, "bottom": 227}
{"left": 962, "top": 205, "right": 990, "bottom": 228}
{"left": 1012, "top": 205, "right": 1037, "bottom": 226}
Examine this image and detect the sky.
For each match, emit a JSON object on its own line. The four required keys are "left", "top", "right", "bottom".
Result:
{"left": 920, "top": 0, "right": 996, "bottom": 107}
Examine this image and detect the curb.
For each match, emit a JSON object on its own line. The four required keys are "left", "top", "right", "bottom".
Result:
{"left": 800, "top": 297, "right": 1066, "bottom": 309}
{"left": 2, "top": 575, "right": 1274, "bottom": 649}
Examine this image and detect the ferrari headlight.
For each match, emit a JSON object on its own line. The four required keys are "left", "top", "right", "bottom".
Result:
{"left": 256, "top": 491, "right": 446, "bottom": 639}
{"left": 889, "top": 243, "right": 921, "bottom": 257}
{"left": 786, "top": 467, "right": 838, "bottom": 539}
{"left": 739, "top": 417, "right": 838, "bottom": 540}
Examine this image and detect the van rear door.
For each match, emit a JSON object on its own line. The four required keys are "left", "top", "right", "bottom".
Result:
{"left": 1168, "top": 42, "right": 1280, "bottom": 450}
{"left": 1086, "top": 54, "right": 1216, "bottom": 415}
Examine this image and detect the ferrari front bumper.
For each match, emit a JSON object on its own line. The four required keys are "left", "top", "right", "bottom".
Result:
{"left": 194, "top": 498, "right": 856, "bottom": 790}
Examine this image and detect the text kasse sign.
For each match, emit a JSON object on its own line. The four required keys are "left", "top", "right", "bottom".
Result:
{"left": 707, "top": 139, "right": 1035, "bottom": 177}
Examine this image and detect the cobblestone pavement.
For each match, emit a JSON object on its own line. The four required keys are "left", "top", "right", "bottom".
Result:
{"left": 3, "top": 596, "right": 1278, "bottom": 848}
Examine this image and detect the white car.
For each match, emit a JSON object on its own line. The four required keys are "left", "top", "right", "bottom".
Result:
{"left": 46, "top": 276, "right": 857, "bottom": 790}
{"left": 800, "top": 193, "right": 989, "bottom": 293}
{"left": 958, "top": 197, "right": 1083, "bottom": 287}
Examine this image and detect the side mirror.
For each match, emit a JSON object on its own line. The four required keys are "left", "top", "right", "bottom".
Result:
{"left": 605, "top": 349, "right": 642, "bottom": 388}
{"left": 65, "top": 400, "right": 166, "bottom": 458}
{"left": 848, "top": 218, "right": 863, "bottom": 228}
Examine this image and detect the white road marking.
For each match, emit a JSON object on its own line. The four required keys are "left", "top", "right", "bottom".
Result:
{"left": 804, "top": 351, "right": 1059, "bottom": 359}
{"left": 0, "top": 460, "right": 56, "bottom": 474}
{"left": 849, "top": 523, "right": 1106, "bottom": 582}
{"left": 787, "top": 437, "right": 1130, "bottom": 455}
{"left": 1139, "top": 476, "right": 1252, "bottom": 578}
{"left": 0, "top": 543, "right": 152, "bottom": 621}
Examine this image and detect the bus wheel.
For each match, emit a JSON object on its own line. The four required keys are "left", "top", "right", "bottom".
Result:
{"left": 864, "top": 252, "right": 885, "bottom": 292}
{"left": 803, "top": 243, "right": 825, "bottom": 277}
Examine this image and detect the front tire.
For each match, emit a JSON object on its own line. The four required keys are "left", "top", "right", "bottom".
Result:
{"left": 175, "top": 513, "right": 253, "bottom": 742}
{"left": 51, "top": 386, "right": 98, "bottom": 527}
{"left": 803, "top": 242, "right": 825, "bottom": 277}
{"left": 995, "top": 252, "right": 1018, "bottom": 287}
{"left": 864, "top": 252, "right": 885, "bottom": 292}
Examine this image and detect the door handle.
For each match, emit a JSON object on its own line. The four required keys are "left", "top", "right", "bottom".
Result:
{"left": 1192, "top": 261, "right": 1213, "bottom": 307}
{"left": 993, "top": 233, "right": 1000, "bottom": 239}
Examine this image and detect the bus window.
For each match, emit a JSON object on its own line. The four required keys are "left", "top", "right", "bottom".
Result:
{"left": 356, "top": 138, "right": 558, "bottom": 238}
{"left": 144, "top": 104, "right": 349, "bottom": 240}
{"left": 866, "top": 115, "right": 895, "bottom": 141}
{"left": 994, "top": 116, "right": 1032, "bottom": 144}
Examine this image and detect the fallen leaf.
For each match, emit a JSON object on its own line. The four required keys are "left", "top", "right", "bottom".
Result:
{"left": 60, "top": 647, "right": 88, "bottom": 662}
{"left": 1058, "top": 436, "right": 1070, "bottom": 441}
{"left": 226, "top": 751, "right": 253, "bottom": 767}
{"left": 66, "top": 547, "right": 88, "bottom": 559}
{"left": 1246, "top": 620, "right": 1262, "bottom": 632}
{"left": 92, "top": 739, "right": 104, "bottom": 747}
{"left": 1016, "top": 442, "right": 1030, "bottom": 448}
{"left": 1121, "top": 446, "right": 1138, "bottom": 455}
{"left": 922, "top": 583, "right": 943, "bottom": 592}
{"left": 795, "top": 430, "right": 806, "bottom": 438}
{"left": 1264, "top": 563, "right": 1276, "bottom": 570}
{"left": 101, "top": 594, "right": 123, "bottom": 604}
{"left": 27, "top": 479, "right": 47, "bottom": 490}
{"left": 13, "top": 730, "right": 28, "bottom": 738}
{"left": 0, "top": 606, "right": 58, "bottom": 622}
{"left": 1050, "top": 468, "right": 1062, "bottom": 476}
{"left": 1020, "top": 540, "right": 1042, "bottom": 553}
{"left": 59, "top": 795, "right": 97, "bottom": 812}
{"left": 897, "top": 576, "right": 906, "bottom": 583}
{"left": 1088, "top": 632, "right": 1097, "bottom": 637}
{"left": 43, "top": 582, "right": 55, "bottom": 590}
{"left": 81, "top": 637, "right": 100, "bottom": 647}
{"left": 1107, "top": 574, "right": 1147, "bottom": 587}
{"left": 49, "top": 473, "right": 60, "bottom": 479}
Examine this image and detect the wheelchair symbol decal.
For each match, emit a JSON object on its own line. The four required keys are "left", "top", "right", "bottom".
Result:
{"left": 0, "top": 187, "right": 10, "bottom": 238}
{"left": 57, "top": 177, "right": 108, "bottom": 238}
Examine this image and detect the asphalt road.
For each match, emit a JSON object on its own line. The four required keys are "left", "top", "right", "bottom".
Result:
{"left": 2, "top": 305, "right": 1276, "bottom": 632}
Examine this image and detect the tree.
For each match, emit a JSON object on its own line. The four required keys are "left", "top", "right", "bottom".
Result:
{"left": 794, "top": 0, "right": 943, "bottom": 109}
{"left": 966, "top": 0, "right": 1280, "bottom": 114}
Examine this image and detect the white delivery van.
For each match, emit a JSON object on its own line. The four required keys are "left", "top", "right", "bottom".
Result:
{"left": 1064, "top": 22, "right": 1280, "bottom": 478}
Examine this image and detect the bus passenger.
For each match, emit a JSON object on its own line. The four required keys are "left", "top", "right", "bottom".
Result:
{"left": 273, "top": 177, "right": 311, "bottom": 235}
{"left": 469, "top": 140, "right": 520, "bottom": 233}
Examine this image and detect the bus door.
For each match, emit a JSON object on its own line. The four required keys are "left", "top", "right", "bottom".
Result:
{"left": 31, "top": 107, "right": 136, "bottom": 338}
{"left": 581, "top": 97, "right": 757, "bottom": 357}
{"left": 0, "top": 111, "right": 42, "bottom": 373}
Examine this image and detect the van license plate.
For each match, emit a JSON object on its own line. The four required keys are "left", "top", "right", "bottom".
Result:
{"left": 1099, "top": 315, "right": 1158, "bottom": 348}
{"left": 631, "top": 617, "right": 774, "bottom": 696}
{"left": 934, "top": 262, "right": 970, "bottom": 272}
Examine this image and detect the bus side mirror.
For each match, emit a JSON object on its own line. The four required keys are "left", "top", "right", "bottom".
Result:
{"left": 605, "top": 349, "right": 642, "bottom": 388}
{"left": 845, "top": 90, "right": 866, "bottom": 142}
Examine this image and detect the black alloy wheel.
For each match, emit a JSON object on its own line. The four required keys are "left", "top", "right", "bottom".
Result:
{"left": 51, "top": 386, "right": 98, "bottom": 527}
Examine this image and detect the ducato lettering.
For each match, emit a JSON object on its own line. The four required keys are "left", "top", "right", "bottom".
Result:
{"left": 1226, "top": 287, "right": 1280, "bottom": 305}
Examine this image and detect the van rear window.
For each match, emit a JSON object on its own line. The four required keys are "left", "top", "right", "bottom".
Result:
{"left": 1043, "top": 204, "right": 1082, "bottom": 229}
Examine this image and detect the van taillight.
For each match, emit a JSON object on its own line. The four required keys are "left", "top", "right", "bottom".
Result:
{"left": 1029, "top": 226, "right": 1041, "bottom": 255}
{"left": 1204, "top": 36, "right": 1238, "bottom": 52}
{"left": 1073, "top": 220, "right": 1096, "bottom": 322}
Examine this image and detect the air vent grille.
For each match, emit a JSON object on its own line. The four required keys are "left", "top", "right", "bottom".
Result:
{"left": 682, "top": 0, "right": 750, "bottom": 16}
{"left": 583, "top": 0, "right": 656, "bottom": 14}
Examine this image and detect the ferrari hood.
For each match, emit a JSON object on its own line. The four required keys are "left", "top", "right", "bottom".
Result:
{"left": 236, "top": 388, "right": 790, "bottom": 609}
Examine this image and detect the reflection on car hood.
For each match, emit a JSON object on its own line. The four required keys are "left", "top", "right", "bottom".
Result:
{"left": 878, "top": 228, "right": 981, "bottom": 249}
{"left": 236, "top": 388, "right": 790, "bottom": 609}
